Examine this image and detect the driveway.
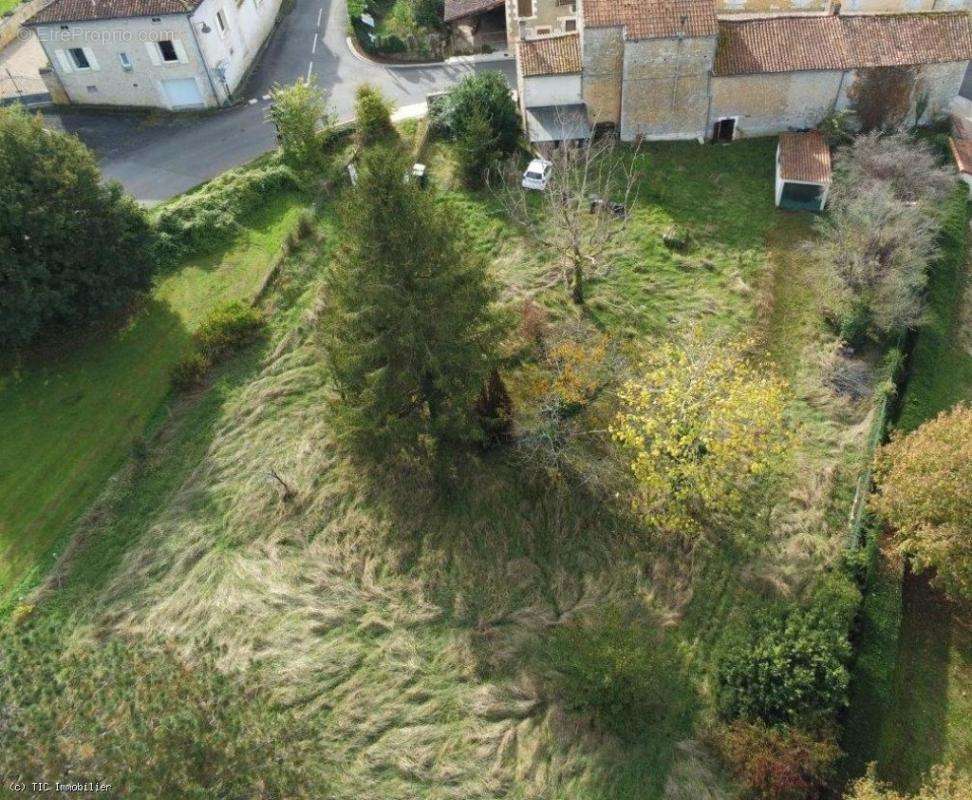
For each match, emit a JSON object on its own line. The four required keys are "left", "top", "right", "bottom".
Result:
{"left": 41, "top": 0, "right": 515, "bottom": 202}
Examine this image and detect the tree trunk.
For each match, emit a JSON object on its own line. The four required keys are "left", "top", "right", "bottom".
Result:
{"left": 571, "top": 261, "right": 584, "bottom": 305}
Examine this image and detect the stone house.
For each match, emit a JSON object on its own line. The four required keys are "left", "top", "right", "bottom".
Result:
{"left": 509, "top": 0, "right": 972, "bottom": 142}
{"left": 26, "top": 0, "right": 282, "bottom": 110}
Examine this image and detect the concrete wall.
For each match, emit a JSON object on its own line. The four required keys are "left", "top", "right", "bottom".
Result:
{"left": 710, "top": 71, "right": 844, "bottom": 138}
{"left": 619, "top": 36, "right": 714, "bottom": 140}
{"left": 709, "top": 61, "right": 965, "bottom": 138}
{"left": 33, "top": 14, "right": 221, "bottom": 108}
{"left": 0, "top": 0, "right": 53, "bottom": 49}
{"left": 582, "top": 25, "right": 623, "bottom": 126}
{"left": 192, "top": 0, "right": 281, "bottom": 95}
{"left": 842, "top": 0, "right": 965, "bottom": 11}
{"left": 523, "top": 71, "right": 582, "bottom": 106}
{"left": 716, "top": 0, "right": 827, "bottom": 13}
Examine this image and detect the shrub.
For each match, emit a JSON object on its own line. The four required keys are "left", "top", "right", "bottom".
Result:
{"left": 267, "top": 78, "right": 335, "bottom": 177}
{"left": 430, "top": 72, "right": 520, "bottom": 156}
{"left": 715, "top": 602, "right": 851, "bottom": 727}
{"left": 872, "top": 404, "right": 972, "bottom": 601}
{"left": 171, "top": 350, "right": 210, "bottom": 390}
{"left": 545, "top": 606, "right": 695, "bottom": 740}
{"left": 845, "top": 763, "right": 972, "bottom": 800}
{"left": 809, "top": 181, "right": 939, "bottom": 345}
{"left": 0, "top": 104, "right": 157, "bottom": 350}
{"left": 0, "top": 622, "right": 318, "bottom": 798}
{"left": 155, "top": 162, "right": 297, "bottom": 264}
{"left": 833, "top": 132, "right": 954, "bottom": 207}
{"left": 714, "top": 721, "right": 839, "bottom": 800}
{"left": 848, "top": 66, "right": 916, "bottom": 132}
{"left": 195, "top": 301, "right": 265, "bottom": 360}
{"left": 354, "top": 84, "right": 395, "bottom": 147}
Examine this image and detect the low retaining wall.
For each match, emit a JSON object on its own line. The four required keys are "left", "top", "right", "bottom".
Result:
{"left": 0, "top": 0, "right": 51, "bottom": 50}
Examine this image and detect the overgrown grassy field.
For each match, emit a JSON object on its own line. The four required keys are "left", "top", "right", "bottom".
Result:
{"left": 10, "top": 138, "right": 878, "bottom": 798}
{"left": 0, "top": 0, "right": 18, "bottom": 16}
{"left": 0, "top": 191, "right": 305, "bottom": 607}
{"left": 841, "top": 190, "right": 972, "bottom": 792}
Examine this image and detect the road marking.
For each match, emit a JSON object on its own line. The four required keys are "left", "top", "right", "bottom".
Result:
{"left": 312, "top": 32, "right": 318, "bottom": 54}
{"left": 317, "top": 7, "right": 323, "bottom": 27}
{"left": 306, "top": 61, "right": 314, "bottom": 82}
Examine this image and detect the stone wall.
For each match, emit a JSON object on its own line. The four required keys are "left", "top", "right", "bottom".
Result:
{"left": 582, "top": 25, "right": 622, "bottom": 126}
{"left": 710, "top": 71, "right": 844, "bottom": 137}
{"left": 620, "top": 36, "right": 714, "bottom": 140}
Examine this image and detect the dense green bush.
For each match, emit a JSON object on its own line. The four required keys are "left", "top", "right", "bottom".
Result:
{"left": 0, "top": 622, "right": 318, "bottom": 798}
{"left": 267, "top": 78, "right": 335, "bottom": 177}
{"left": 431, "top": 72, "right": 520, "bottom": 157}
{"left": 0, "top": 104, "right": 157, "bottom": 350}
{"left": 172, "top": 302, "right": 265, "bottom": 389}
{"left": 354, "top": 84, "right": 395, "bottom": 147}
{"left": 545, "top": 607, "right": 695, "bottom": 740}
{"left": 155, "top": 162, "right": 297, "bottom": 264}
{"left": 195, "top": 302, "right": 265, "bottom": 359}
{"left": 715, "top": 601, "right": 852, "bottom": 727}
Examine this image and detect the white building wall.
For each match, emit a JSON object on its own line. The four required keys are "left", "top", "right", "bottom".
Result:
{"left": 32, "top": 0, "right": 281, "bottom": 109}
{"left": 523, "top": 72, "right": 582, "bottom": 106}
{"left": 191, "top": 0, "right": 282, "bottom": 95}
{"left": 32, "top": 14, "right": 220, "bottom": 108}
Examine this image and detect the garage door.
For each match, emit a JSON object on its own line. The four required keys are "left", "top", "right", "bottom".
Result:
{"left": 161, "top": 78, "right": 204, "bottom": 110}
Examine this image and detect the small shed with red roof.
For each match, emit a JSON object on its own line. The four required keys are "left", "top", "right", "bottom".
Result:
{"left": 775, "top": 132, "right": 832, "bottom": 212}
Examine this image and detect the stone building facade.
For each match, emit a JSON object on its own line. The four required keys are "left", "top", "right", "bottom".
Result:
{"left": 510, "top": 0, "right": 972, "bottom": 142}
{"left": 27, "top": 0, "right": 282, "bottom": 109}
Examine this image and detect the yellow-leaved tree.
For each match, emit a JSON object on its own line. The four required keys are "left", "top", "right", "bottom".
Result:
{"left": 871, "top": 404, "right": 972, "bottom": 601}
{"left": 612, "top": 334, "right": 792, "bottom": 541}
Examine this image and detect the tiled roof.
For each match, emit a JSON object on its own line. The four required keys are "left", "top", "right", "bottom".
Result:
{"left": 519, "top": 33, "right": 582, "bottom": 77}
{"left": 778, "top": 132, "right": 831, "bottom": 184}
{"left": 715, "top": 12, "right": 972, "bottom": 77}
{"left": 444, "top": 0, "right": 504, "bottom": 23}
{"left": 29, "top": 0, "right": 202, "bottom": 24}
{"left": 586, "top": 0, "right": 718, "bottom": 40}
{"left": 949, "top": 137, "right": 972, "bottom": 175}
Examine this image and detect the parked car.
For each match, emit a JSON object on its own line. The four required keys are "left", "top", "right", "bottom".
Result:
{"left": 522, "top": 158, "right": 552, "bottom": 191}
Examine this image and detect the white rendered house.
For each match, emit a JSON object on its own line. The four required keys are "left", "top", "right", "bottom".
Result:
{"left": 27, "top": 0, "right": 282, "bottom": 110}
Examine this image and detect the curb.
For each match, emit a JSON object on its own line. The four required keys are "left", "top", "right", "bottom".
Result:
{"left": 345, "top": 35, "right": 513, "bottom": 70}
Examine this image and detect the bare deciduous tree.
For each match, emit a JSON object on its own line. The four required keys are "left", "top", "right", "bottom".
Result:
{"left": 834, "top": 131, "right": 954, "bottom": 206}
{"left": 494, "top": 123, "right": 642, "bottom": 305}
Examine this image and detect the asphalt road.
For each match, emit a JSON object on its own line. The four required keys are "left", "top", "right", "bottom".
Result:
{"left": 42, "top": 0, "right": 515, "bottom": 202}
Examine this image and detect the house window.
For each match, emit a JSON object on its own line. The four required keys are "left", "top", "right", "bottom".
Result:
{"left": 158, "top": 39, "right": 179, "bottom": 62}
{"left": 118, "top": 52, "right": 133, "bottom": 71}
{"left": 564, "top": 18, "right": 577, "bottom": 32}
{"left": 535, "top": 26, "right": 551, "bottom": 35}
{"left": 86, "top": 85, "right": 98, "bottom": 93}
{"left": 68, "top": 48, "right": 90, "bottom": 70}
{"left": 517, "top": 0, "right": 533, "bottom": 18}
{"left": 216, "top": 10, "right": 229, "bottom": 35}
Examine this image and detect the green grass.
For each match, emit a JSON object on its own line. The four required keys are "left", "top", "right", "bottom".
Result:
{"left": 0, "top": 0, "right": 18, "bottom": 16}
{"left": 0, "top": 192, "right": 305, "bottom": 607}
{"left": 5, "top": 139, "right": 878, "bottom": 799}
{"left": 840, "top": 190, "right": 972, "bottom": 792}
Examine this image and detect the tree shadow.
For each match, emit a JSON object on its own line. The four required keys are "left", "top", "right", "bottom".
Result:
{"left": 879, "top": 565, "right": 952, "bottom": 792}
